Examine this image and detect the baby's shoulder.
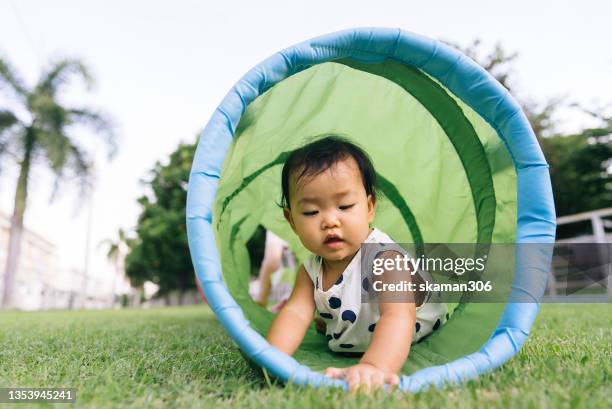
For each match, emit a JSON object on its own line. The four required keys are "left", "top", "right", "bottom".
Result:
{"left": 303, "top": 254, "right": 322, "bottom": 283}
{"left": 367, "top": 228, "right": 406, "bottom": 255}
{"left": 371, "top": 228, "right": 398, "bottom": 241}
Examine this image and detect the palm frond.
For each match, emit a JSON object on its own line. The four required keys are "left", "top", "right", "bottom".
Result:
{"left": 0, "top": 109, "right": 22, "bottom": 173}
{"left": 68, "top": 107, "right": 118, "bottom": 159}
{"left": 36, "top": 58, "right": 93, "bottom": 97}
{"left": 106, "top": 244, "right": 120, "bottom": 263}
{"left": 35, "top": 129, "right": 70, "bottom": 174}
{"left": 67, "top": 140, "right": 93, "bottom": 179}
{"left": 0, "top": 109, "right": 19, "bottom": 128}
{"left": 33, "top": 105, "right": 117, "bottom": 206}
{"left": 98, "top": 228, "right": 128, "bottom": 265}
{"left": 118, "top": 228, "right": 126, "bottom": 242}
{"left": 68, "top": 142, "right": 93, "bottom": 208}
{"left": 46, "top": 139, "right": 93, "bottom": 205}
{"left": 28, "top": 93, "right": 69, "bottom": 133}
{"left": 0, "top": 55, "right": 28, "bottom": 100}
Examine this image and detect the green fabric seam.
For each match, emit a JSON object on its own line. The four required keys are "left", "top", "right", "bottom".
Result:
{"left": 336, "top": 58, "right": 497, "bottom": 245}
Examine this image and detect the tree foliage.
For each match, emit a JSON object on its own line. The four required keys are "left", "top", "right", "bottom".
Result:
{"left": 452, "top": 39, "right": 611, "bottom": 222}
{"left": 124, "top": 143, "right": 195, "bottom": 296}
{"left": 542, "top": 118, "right": 612, "bottom": 224}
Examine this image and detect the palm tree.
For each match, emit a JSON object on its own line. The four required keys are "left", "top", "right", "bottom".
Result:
{"left": 101, "top": 228, "right": 125, "bottom": 269}
{"left": 0, "top": 54, "right": 116, "bottom": 308}
{"left": 99, "top": 228, "right": 128, "bottom": 308}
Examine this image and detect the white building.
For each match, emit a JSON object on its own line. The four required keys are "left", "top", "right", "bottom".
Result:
{"left": 0, "top": 211, "right": 114, "bottom": 310}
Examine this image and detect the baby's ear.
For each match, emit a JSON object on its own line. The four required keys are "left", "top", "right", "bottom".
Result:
{"left": 367, "top": 194, "right": 376, "bottom": 222}
{"left": 283, "top": 207, "right": 297, "bottom": 233}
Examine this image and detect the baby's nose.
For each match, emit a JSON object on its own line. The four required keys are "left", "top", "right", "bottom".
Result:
{"left": 321, "top": 211, "right": 340, "bottom": 229}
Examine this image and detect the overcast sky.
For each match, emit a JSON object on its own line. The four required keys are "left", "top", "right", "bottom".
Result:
{"left": 1, "top": 0, "right": 611, "bottom": 290}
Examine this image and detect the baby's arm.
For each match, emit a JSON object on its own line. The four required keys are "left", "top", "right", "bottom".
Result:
{"left": 266, "top": 264, "right": 315, "bottom": 355}
{"left": 326, "top": 250, "right": 415, "bottom": 392}
{"left": 360, "top": 292, "right": 414, "bottom": 373}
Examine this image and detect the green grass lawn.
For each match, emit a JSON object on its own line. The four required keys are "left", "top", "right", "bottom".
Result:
{"left": 0, "top": 304, "right": 610, "bottom": 408}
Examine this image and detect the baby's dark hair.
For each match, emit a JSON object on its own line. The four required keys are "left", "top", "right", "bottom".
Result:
{"left": 280, "top": 135, "right": 378, "bottom": 209}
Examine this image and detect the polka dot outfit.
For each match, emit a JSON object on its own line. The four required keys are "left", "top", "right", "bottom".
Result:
{"left": 304, "top": 228, "right": 448, "bottom": 352}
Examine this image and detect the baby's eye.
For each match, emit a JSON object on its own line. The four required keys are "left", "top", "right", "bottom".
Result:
{"left": 339, "top": 204, "right": 355, "bottom": 210}
{"left": 302, "top": 210, "right": 318, "bottom": 216}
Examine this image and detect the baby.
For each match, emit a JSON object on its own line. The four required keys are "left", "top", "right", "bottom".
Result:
{"left": 266, "top": 136, "right": 447, "bottom": 392}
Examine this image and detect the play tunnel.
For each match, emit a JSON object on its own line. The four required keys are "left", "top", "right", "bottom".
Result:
{"left": 186, "top": 27, "right": 556, "bottom": 392}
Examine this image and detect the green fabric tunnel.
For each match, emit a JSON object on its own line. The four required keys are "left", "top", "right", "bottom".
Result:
{"left": 213, "top": 59, "right": 515, "bottom": 373}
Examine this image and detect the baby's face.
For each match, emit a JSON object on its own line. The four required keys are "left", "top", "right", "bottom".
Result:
{"left": 284, "top": 156, "right": 375, "bottom": 264}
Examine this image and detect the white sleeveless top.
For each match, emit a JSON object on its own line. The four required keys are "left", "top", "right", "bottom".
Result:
{"left": 303, "top": 228, "right": 448, "bottom": 352}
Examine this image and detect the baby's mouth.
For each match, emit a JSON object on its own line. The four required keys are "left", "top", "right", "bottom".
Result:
{"left": 324, "top": 235, "right": 344, "bottom": 247}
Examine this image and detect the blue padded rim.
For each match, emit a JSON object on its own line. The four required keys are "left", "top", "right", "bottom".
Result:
{"left": 186, "top": 27, "right": 557, "bottom": 392}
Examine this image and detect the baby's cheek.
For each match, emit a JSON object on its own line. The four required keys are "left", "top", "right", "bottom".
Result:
{"left": 298, "top": 232, "right": 320, "bottom": 252}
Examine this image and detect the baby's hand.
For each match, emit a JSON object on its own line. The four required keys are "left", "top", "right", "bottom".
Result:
{"left": 325, "top": 363, "right": 400, "bottom": 393}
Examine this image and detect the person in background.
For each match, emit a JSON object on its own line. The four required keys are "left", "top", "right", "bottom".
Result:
{"left": 252, "top": 230, "right": 296, "bottom": 312}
